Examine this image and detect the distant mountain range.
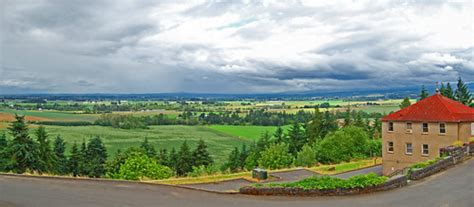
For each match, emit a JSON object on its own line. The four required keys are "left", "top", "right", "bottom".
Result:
{"left": 1, "top": 83, "right": 472, "bottom": 101}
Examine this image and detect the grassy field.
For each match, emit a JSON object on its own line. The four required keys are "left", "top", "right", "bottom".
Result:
{"left": 206, "top": 125, "right": 290, "bottom": 141}
{"left": 0, "top": 124, "right": 253, "bottom": 164}
{"left": 310, "top": 157, "right": 382, "bottom": 174}
{"left": 0, "top": 109, "right": 99, "bottom": 122}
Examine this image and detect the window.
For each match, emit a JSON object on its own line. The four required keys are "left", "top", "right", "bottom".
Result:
{"left": 387, "top": 141, "right": 394, "bottom": 153}
{"left": 471, "top": 123, "right": 474, "bottom": 136}
{"left": 406, "top": 143, "right": 413, "bottom": 155}
{"left": 406, "top": 122, "right": 412, "bottom": 133}
{"left": 422, "top": 123, "right": 429, "bottom": 133}
{"left": 388, "top": 122, "right": 394, "bottom": 132}
{"left": 439, "top": 123, "right": 446, "bottom": 134}
{"left": 422, "top": 144, "right": 429, "bottom": 155}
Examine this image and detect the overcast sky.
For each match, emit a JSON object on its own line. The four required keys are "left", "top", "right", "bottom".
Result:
{"left": 0, "top": 0, "right": 473, "bottom": 94}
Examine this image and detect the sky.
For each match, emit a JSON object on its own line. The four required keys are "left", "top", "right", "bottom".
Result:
{"left": 0, "top": 0, "right": 473, "bottom": 94}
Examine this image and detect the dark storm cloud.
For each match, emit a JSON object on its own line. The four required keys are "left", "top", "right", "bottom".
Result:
{"left": 0, "top": 0, "right": 473, "bottom": 94}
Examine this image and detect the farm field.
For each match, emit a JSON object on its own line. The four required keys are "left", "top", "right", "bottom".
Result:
{"left": 0, "top": 124, "right": 253, "bottom": 165}
{"left": 206, "top": 125, "right": 290, "bottom": 141}
{"left": 0, "top": 109, "right": 99, "bottom": 122}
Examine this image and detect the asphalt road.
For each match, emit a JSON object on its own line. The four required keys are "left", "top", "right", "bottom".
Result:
{"left": 1, "top": 160, "right": 472, "bottom": 207}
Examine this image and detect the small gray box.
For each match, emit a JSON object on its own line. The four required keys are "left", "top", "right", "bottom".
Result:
{"left": 252, "top": 168, "right": 268, "bottom": 180}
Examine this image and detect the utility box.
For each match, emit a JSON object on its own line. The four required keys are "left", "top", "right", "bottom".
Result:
{"left": 252, "top": 168, "right": 268, "bottom": 180}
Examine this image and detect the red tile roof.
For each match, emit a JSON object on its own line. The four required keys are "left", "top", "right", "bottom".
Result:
{"left": 382, "top": 93, "right": 474, "bottom": 122}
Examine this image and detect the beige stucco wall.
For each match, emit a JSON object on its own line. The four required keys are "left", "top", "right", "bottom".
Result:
{"left": 381, "top": 121, "right": 473, "bottom": 176}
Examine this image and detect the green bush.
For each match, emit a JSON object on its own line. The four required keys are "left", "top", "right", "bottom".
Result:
{"left": 117, "top": 152, "right": 173, "bottom": 180}
{"left": 294, "top": 144, "right": 316, "bottom": 167}
{"left": 258, "top": 143, "right": 293, "bottom": 170}
{"left": 314, "top": 127, "right": 370, "bottom": 164}
{"left": 262, "top": 173, "right": 387, "bottom": 190}
{"left": 409, "top": 157, "right": 444, "bottom": 170}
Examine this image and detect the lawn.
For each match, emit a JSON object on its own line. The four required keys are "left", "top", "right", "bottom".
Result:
{"left": 310, "top": 157, "right": 382, "bottom": 175}
{"left": 206, "top": 125, "right": 290, "bottom": 141}
{"left": 0, "top": 125, "right": 251, "bottom": 165}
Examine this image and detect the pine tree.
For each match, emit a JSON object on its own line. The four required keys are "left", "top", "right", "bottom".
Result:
{"left": 35, "top": 126, "right": 55, "bottom": 173}
{"left": 8, "top": 114, "right": 40, "bottom": 173}
{"left": 140, "top": 137, "right": 157, "bottom": 158}
{"left": 320, "top": 111, "right": 338, "bottom": 139}
{"left": 224, "top": 147, "right": 240, "bottom": 172}
{"left": 68, "top": 142, "right": 80, "bottom": 176}
{"left": 440, "top": 83, "right": 446, "bottom": 96}
{"left": 257, "top": 131, "right": 271, "bottom": 151}
{"left": 53, "top": 135, "right": 68, "bottom": 175}
{"left": 168, "top": 147, "right": 178, "bottom": 170}
{"left": 273, "top": 126, "right": 285, "bottom": 144}
{"left": 399, "top": 97, "right": 411, "bottom": 109}
{"left": 85, "top": 136, "right": 107, "bottom": 178}
{"left": 445, "top": 82, "right": 455, "bottom": 99}
{"left": 79, "top": 139, "right": 88, "bottom": 176}
{"left": 353, "top": 111, "right": 365, "bottom": 128}
{"left": 239, "top": 143, "right": 249, "bottom": 170}
{"left": 0, "top": 133, "right": 9, "bottom": 171}
{"left": 0, "top": 133, "right": 7, "bottom": 150}
{"left": 287, "top": 122, "right": 305, "bottom": 155}
{"left": 158, "top": 148, "right": 169, "bottom": 166}
{"left": 419, "top": 85, "right": 429, "bottom": 100}
{"left": 192, "top": 139, "right": 213, "bottom": 167}
{"left": 176, "top": 141, "right": 192, "bottom": 176}
{"left": 343, "top": 105, "right": 352, "bottom": 126}
{"left": 306, "top": 107, "right": 322, "bottom": 144}
{"left": 455, "top": 77, "right": 472, "bottom": 105}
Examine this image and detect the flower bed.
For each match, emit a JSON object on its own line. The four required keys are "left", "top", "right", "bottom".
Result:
{"left": 240, "top": 173, "right": 408, "bottom": 196}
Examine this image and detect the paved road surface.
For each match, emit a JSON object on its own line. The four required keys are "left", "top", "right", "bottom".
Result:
{"left": 1, "top": 160, "right": 472, "bottom": 207}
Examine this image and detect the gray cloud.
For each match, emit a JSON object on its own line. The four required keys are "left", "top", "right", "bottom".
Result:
{"left": 0, "top": 0, "right": 473, "bottom": 94}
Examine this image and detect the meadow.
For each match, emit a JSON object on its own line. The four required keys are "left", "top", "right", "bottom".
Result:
{"left": 0, "top": 124, "right": 282, "bottom": 164}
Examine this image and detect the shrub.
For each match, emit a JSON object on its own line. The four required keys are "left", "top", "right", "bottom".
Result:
{"left": 294, "top": 144, "right": 316, "bottom": 167}
{"left": 409, "top": 157, "right": 444, "bottom": 170}
{"left": 469, "top": 137, "right": 474, "bottom": 144}
{"left": 452, "top": 140, "right": 464, "bottom": 147}
{"left": 258, "top": 143, "right": 293, "bottom": 170}
{"left": 262, "top": 173, "right": 387, "bottom": 190}
{"left": 314, "top": 127, "right": 370, "bottom": 164}
{"left": 117, "top": 152, "right": 173, "bottom": 180}
{"left": 188, "top": 165, "right": 219, "bottom": 177}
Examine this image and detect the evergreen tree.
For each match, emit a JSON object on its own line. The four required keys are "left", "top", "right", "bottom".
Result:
{"left": 273, "top": 126, "right": 285, "bottom": 144}
{"left": 353, "top": 111, "right": 365, "bottom": 128}
{"left": 8, "top": 114, "right": 40, "bottom": 173}
{"left": 68, "top": 142, "right": 80, "bottom": 176}
{"left": 419, "top": 85, "right": 429, "bottom": 100}
{"left": 320, "top": 111, "right": 338, "bottom": 139}
{"left": 192, "top": 139, "right": 213, "bottom": 167}
{"left": 168, "top": 147, "right": 178, "bottom": 170}
{"left": 158, "top": 148, "right": 169, "bottom": 166}
{"left": 455, "top": 77, "right": 472, "bottom": 105}
{"left": 239, "top": 143, "right": 249, "bottom": 170}
{"left": 53, "top": 135, "right": 68, "bottom": 175}
{"left": 176, "top": 141, "right": 193, "bottom": 176}
{"left": 287, "top": 122, "right": 305, "bottom": 155}
{"left": 445, "top": 82, "right": 455, "bottom": 99}
{"left": 0, "top": 133, "right": 9, "bottom": 171}
{"left": 79, "top": 139, "right": 88, "bottom": 176}
{"left": 306, "top": 107, "right": 322, "bottom": 144}
{"left": 85, "top": 137, "right": 107, "bottom": 177}
{"left": 439, "top": 83, "right": 446, "bottom": 96}
{"left": 35, "top": 126, "right": 54, "bottom": 173}
{"left": 399, "top": 97, "right": 411, "bottom": 109}
{"left": 140, "top": 137, "right": 157, "bottom": 158}
{"left": 224, "top": 147, "right": 240, "bottom": 172}
{"left": 256, "top": 131, "right": 271, "bottom": 151}
{"left": 343, "top": 105, "right": 352, "bottom": 126}
{"left": 0, "top": 133, "right": 7, "bottom": 150}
